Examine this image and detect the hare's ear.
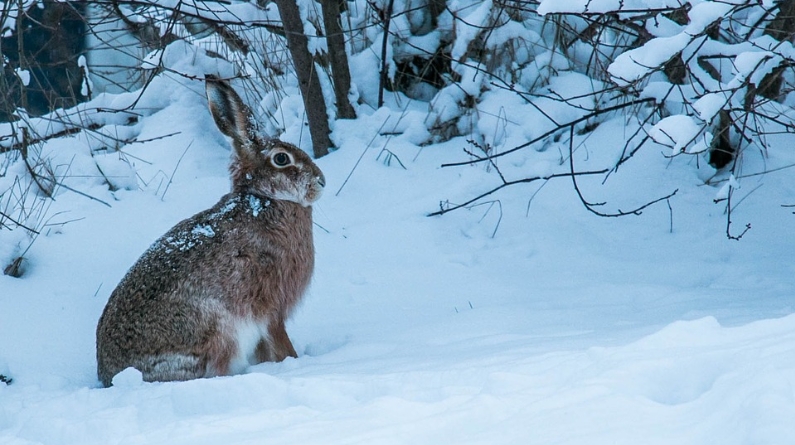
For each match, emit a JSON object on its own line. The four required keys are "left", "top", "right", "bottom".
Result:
{"left": 205, "top": 75, "right": 257, "bottom": 154}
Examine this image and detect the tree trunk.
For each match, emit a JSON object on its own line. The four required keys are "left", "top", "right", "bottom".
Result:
{"left": 271, "top": 0, "right": 332, "bottom": 158}
{"left": 377, "top": 0, "right": 395, "bottom": 108}
{"left": 756, "top": 0, "right": 795, "bottom": 100}
{"left": 321, "top": 0, "right": 356, "bottom": 119}
{"left": 709, "top": 1, "right": 795, "bottom": 168}
{"left": 708, "top": 109, "right": 734, "bottom": 169}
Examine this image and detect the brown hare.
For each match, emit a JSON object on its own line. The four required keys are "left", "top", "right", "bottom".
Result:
{"left": 96, "top": 76, "right": 325, "bottom": 387}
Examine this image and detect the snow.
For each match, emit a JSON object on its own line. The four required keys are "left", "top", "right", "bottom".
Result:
{"left": 2, "top": 7, "right": 795, "bottom": 443}
{"left": 538, "top": 0, "right": 688, "bottom": 15}
{"left": 14, "top": 69, "right": 30, "bottom": 87}
{"left": 648, "top": 114, "right": 703, "bottom": 155}
{"left": 609, "top": 33, "right": 691, "bottom": 87}
{"left": 692, "top": 92, "right": 728, "bottom": 122}
{"left": 111, "top": 367, "right": 144, "bottom": 388}
{"left": 449, "top": 0, "right": 494, "bottom": 62}
{"left": 713, "top": 174, "right": 740, "bottom": 201}
{"left": 247, "top": 195, "right": 268, "bottom": 218}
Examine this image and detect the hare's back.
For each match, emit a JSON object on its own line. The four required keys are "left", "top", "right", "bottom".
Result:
{"left": 136, "top": 193, "right": 273, "bottom": 288}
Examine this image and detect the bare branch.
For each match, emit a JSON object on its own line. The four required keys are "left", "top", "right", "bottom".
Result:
{"left": 427, "top": 168, "right": 608, "bottom": 217}
{"left": 566, "top": 126, "right": 678, "bottom": 218}
{"left": 441, "top": 98, "right": 656, "bottom": 168}
{"left": 0, "top": 210, "right": 40, "bottom": 235}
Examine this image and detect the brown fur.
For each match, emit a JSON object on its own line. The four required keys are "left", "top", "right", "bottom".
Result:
{"left": 95, "top": 76, "right": 324, "bottom": 387}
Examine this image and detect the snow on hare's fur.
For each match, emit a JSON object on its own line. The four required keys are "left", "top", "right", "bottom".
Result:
{"left": 95, "top": 76, "right": 325, "bottom": 387}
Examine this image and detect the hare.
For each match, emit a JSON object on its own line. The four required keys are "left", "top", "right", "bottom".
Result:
{"left": 96, "top": 76, "right": 325, "bottom": 387}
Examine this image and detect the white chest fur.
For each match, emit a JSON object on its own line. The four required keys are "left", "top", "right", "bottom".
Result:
{"left": 228, "top": 318, "right": 270, "bottom": 375}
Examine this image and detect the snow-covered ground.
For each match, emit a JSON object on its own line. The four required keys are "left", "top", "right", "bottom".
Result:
{"left": 2, "top": 67, "right": 795, "bottom": 444}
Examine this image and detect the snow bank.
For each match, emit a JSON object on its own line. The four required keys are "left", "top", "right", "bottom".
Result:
{"left": 2, "top": 315, "right": 794, "bottom": 444}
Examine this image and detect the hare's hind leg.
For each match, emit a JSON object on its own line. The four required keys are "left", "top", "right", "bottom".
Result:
{"left": 136, "top": 333, "right": 237, "bottom": 382}
{"left": 137, "top": 353, "right": 208, "bottom": 383}
{"left": 270, "top": 319, "right": 298, "bottom": 360}
{"left": 254, "top": 318, "right": 298, "bottom": 363}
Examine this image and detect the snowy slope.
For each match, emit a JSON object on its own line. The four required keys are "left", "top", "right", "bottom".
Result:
{"left": 1, "top": 70, "right": 795, "bottom": 443}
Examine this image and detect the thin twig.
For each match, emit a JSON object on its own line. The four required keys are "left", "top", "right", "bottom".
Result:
{"left": 427, "top": 169, "right": 607, "bottom": 217}
{"left": 567, "top": 126, "right": 678, "bottom": 217}
{"left": 161, "top": 141, "right": 193, "bottom": 201}
{"left": 468, "top": 200, "right": 503, "bottom": 238}
{"left": 725, "top": 186, "right": 751, "bottom": 240}
{"left": 336, "top": 117, "right": 391, "bottom": 196}
{"left": 441, "top": 98, "right": 656, "bottom": 168}
{"left": 724, "top": 107, "right": 753, "bottom": 241}
{"left": 43, "top": 178, "right": 112, "bottom": 208}
{"left": 666, "top": 198, "right": 673, "bottom": 233}
{"left": 0, "top": 210, "right": 40, "bottom": 234}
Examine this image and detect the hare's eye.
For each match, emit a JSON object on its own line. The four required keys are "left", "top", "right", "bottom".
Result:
{"left": 272, "top": 152, "right": 291, "bottom": 167}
